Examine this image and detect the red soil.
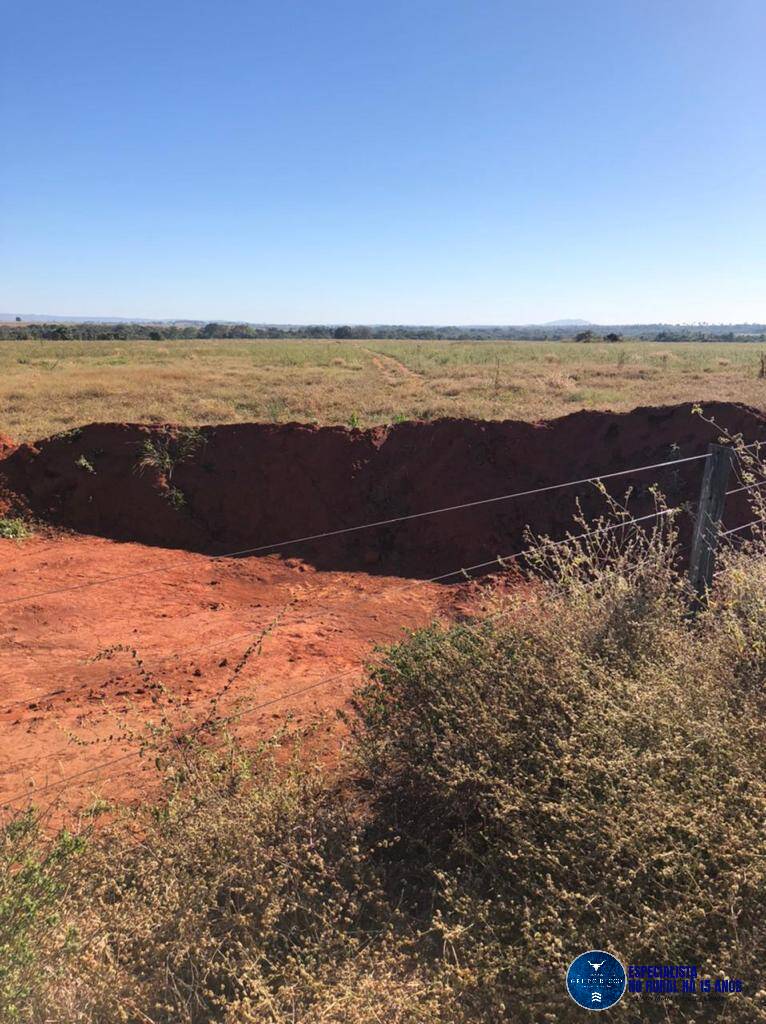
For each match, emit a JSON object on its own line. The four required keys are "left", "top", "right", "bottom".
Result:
{"left": 1, "top": 402, "right": 763, "bottom": 815}
{"left": 0, "top": 534, "right": 491, "bottom": 815}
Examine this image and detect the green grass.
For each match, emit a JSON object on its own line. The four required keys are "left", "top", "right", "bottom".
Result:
{"left": 2, "top": 338, "right": 766, "bottom": 441}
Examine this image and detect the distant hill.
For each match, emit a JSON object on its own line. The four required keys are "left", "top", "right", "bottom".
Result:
{"left": 542, "top": 318, "right": 593, "bottom": 327}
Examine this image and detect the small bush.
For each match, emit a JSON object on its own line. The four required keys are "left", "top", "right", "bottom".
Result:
{"left": 14, "top": 746, "right": 454, "bottom": 1023}
{"left": 0, "top": 517, "right": 31, "bottom": 540}
{"left": 137, "top": 427, "right": 205, "bottom": 478}
{"left": 164, "top": 484, "right": 187, "bottom": 510}
{"left": 136, "top": 427, "right": 204, "bottom": 513}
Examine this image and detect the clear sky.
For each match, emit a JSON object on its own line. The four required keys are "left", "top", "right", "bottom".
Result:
{"left": 1, "top": 0, "right": 764, "bottom": 324}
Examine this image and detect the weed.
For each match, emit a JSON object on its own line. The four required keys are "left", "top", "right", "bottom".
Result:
{"left": 351, "top": 518, "right": 766, "bottom": 1021}
{"left": 137, "top": 427, "right": 204, "bottom": 479}
{"left": 0, "top": 517, "right": 31, "bottom": 540}
{"left": 164, "top": 485, "right": 186, "bottom": 510}
{"left": 266, "top": 397, "right": 288, "bottom": 422}
{"left": 0, "top": 811, "right": 85, "bottom": 1022}
{"left": 135, "top": 428, "right": 206, "bottom": 513}
{"left": 74, "top": 454, "right": 95, "bottom": 474}
{"left": 137, "top": 437, "right": 174, "bottom": 475}
{"left": 52, "top": 427, "right": 82, "bottom": 444}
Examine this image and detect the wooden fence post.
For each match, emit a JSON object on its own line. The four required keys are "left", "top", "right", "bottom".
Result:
{"left": 688, "top": 443, "right": 734, "bottom": 601}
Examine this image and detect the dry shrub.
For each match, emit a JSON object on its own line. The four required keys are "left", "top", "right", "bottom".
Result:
{"left": 23, "top": 746, "right": 454, "bottom": 1024}
{"left": 353, "top": 517, "right": 766, "bottom": 1022}
{"left": 6, "top": 514, "right": 766, "bottom": 1022}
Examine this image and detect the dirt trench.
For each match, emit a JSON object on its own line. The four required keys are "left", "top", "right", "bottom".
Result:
{"left": 1, "top": 402, "right": 765, "bottom": 578}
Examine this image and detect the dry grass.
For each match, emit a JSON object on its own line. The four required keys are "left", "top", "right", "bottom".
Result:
{"left": 6, "top": 511, "right": 766, "bottom": 1022}
{"left": 3, "top": 338, "right": 766, "bottom": 440}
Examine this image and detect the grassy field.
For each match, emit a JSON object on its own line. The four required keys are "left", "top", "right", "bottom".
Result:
{"left": 2, "top": 337, "right": 766, "bottom": 441}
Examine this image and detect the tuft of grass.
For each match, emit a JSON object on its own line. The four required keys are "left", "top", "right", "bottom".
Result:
{"left": 52, "top": 427, "right": 82, "bottom": 444}
{"left": 136, "top": 427, "right": 205, "bottom": 514}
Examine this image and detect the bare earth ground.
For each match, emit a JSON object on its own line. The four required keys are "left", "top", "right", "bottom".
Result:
{"left": 3, "top": 337, "right": 766, "bottom": 440}
{"left": 0, "top": 533, "right": 485, "bottom": 815}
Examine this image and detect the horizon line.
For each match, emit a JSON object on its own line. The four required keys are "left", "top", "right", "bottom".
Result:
{"left": 3, "top": 314, "right": 766, "bottom": 329}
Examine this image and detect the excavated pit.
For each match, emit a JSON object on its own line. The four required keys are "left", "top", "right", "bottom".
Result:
{"left": 2, "top": 402, "right": 765, "bottom": 577}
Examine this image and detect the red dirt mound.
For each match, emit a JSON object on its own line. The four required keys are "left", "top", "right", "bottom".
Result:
{"left": 0, "top": 434, "right": 20, "bottom": 516}
{"left": 1, "top": 403, "right": 764, "bottom": 576}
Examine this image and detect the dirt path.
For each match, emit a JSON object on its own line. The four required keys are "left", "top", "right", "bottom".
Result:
{"left": 363, "top": 347, "right": 423, "bottom": 384}
{"left": 0, "top": 534, "right": 489, "bottom": 815}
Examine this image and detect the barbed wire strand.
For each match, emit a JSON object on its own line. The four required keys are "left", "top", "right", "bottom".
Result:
{"left": 725, "top": 479, "right": 766, "bottom": 497}
{"left": 720, "top": 518, "right": 765, "bottom": 538}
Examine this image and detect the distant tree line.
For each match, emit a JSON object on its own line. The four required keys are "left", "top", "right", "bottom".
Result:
{"left": 2, "top": 322, "right": 766, "bottom": 343}
{"left": 0, "top": 322, "right": 565, "bottom": 341}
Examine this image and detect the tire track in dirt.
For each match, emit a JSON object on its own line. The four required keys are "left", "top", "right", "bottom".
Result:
{"left": 362, "top": 348, "right": 423, "bottom": 384}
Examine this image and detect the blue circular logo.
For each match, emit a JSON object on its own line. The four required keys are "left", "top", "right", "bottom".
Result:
{"left": 566, "top": 950, "right": 626, "bottom": 1011}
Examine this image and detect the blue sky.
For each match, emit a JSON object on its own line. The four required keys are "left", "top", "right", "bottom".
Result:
{"left": 1, "top": 0, "right": 764, "bottom": 324}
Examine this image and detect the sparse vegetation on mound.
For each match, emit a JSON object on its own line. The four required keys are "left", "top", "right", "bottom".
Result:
{"left": 5, "top": 517, "right": 766, "bottom": 1022}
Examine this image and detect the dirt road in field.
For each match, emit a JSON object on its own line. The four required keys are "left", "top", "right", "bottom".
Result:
{"left": 0, "top": 534, "right": 488, "bottom": 814}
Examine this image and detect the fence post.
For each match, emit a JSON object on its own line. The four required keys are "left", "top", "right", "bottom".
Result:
{"left": 688, "top": 443, "right": 733, "bottom": 601}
